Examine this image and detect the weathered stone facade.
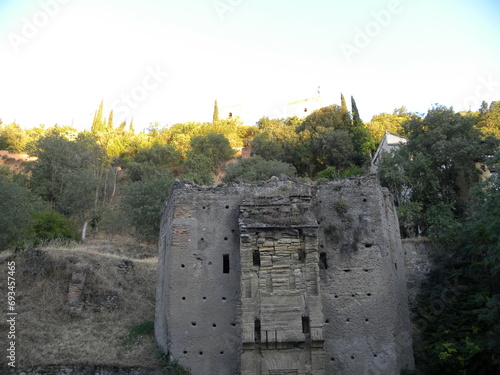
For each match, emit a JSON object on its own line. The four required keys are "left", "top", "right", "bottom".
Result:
{"left": 155, "top": 175, "right": 415, "bottom": 375}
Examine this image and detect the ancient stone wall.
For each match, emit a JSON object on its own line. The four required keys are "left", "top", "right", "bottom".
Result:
{"left": 155, "top": 176, "right": 415, "bottom": 375}
{"left": 402, "top": 238, "right": 433, "bottom": 309}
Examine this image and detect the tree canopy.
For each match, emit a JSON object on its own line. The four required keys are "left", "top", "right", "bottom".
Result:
{"left": 379, "top": 106, "right": 499, "bottom": 236}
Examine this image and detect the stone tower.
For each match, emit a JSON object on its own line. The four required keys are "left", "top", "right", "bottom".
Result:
{"left": 155, "top": 176, "right": 414, "bottom": 375}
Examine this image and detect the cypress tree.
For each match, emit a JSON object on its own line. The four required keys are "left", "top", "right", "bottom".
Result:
{"left": 107, "top": 110, "right": 114, "bottom": 130}
{"left": 213, "top": 99, "right": 219, "bottom": 123}
{"left": 129, "top": 117, "right": 135, "bottom": 134}
{"left": 340, "top": 93, "right": 352, "bottom": 127}
{"left": 350, "top": 96, "right": 373, "bottom": 165}
{"left": 351, "top": 96, "right": 363, "bottom": 127}
{"left": 340, "top": 93, "right": 348, "bottom": 112}
{"left": 91, "top": 100, "right": 105, "bottom": 133}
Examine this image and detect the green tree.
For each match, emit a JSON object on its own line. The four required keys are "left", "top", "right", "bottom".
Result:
{"left": 182, "top": 154, "right": 215, "bottom": 185}
{"left": 311, "top": 129, "right": 354, "bottom": 171}
{"left": 223, "top": 156, "right": 297, "bottom": 183}
{"left": 340, "top": 93, "right": 351, "bottom": 126}
{"left": 341, "top": 93, "right": 348, "bottom": 112}
{"left": 251, "top": 117, "right": 299, "bottom": 162}
{"left": 187, "top": 133, "right": 234, "bottom": 171}
{"left": 107, "top": 109, "right": 114, "bottom": 130}
{"left": 26, "top": 133, "right": 111, "bottom": 239}
{"left": 416, "top": 154, "right": 500, "bottom": 374}
{"left": 0, "top": 180, "right": 48, "bottom": 251}
{"left": 30, "top": 210, "right": 79, "bottom": 244}
{"left": 126, "top": 143, "right": 183, "bottom": 181}
{"left": 475, "top": 101, "right": 500, "bottom": 138}
{"left": 366, "top": 107, "right": 412, "bottom": 141}
{"left": 379, "top": 106, "right": 499, "bottom": 235}
{"left": 0, "top": 122, "right": 28, "bottom": 152}
{"left": 351, "top": 96, "right": 362, "bottom": 128}
{"left": 213, "top": 99, "right": 219, "bottom": 123}
{"left": 91, "top": 100, "right": 105, "bottom": 134}
{"left": 251, "top": 131, "right": 287, "bottom": 161}
{"left": 350, "top": 96, "right": 374, "bottom": 166}
{"left": 122, "top": 172, "right": 175, "bottom": 240}
{"left": 297, "top": 104, "right": 351, "bottom": 134}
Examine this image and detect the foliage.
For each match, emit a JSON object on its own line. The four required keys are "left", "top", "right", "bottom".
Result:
{"left": 475, "top": 100, "right": 500, "bottom": 138}
{"left": 333, "top": 198, "right": 348, "bottom": 214}
{"left": 123, "top": 320, "right": 154, "bottom": 346}
{"left": 0, "top": 122, "right": 28, "bottom": 152}
{"left": 0, "top": 180, "right": 48, "bottom": 251}
{"left": 315, "top": 165, "right": 365, "bottom": 181}
{"left": 122, "top": 172, "right": 175, "bottom": 240}
{"left": 416, "top": 163, "right": 500, "bottom": 374}
{"left": 366, "top": 107, "right": 412, "bottom": 141}
{"left": 350, "top": 96, "right": 375, "bottom": 165}
{"left": 165, "top": 360, "right": 190, "bottom": 374}
{"left": 26, "top": 133, "right": 106, "bottom": 207}
{"left": 187, "top": 132, "right": 234, "bottom": 170}
{"left": 379, "top": 106, "right": 499, "bottom": 236}
{"left": 250, "top": 117, "right": 299, "bottom": 164}
{"left": 29, "top": 210, "right": 79, "bottom": 244}
{"left": 182, "top": 154, "right": 215, "bottom": 185}
{"left": 223, "top": 156, "right": 296, "bottom": 183}
{"left": 296, "top": 104, "right": 351, "bottom": 133}
{"left": 311, "top": 129, "right": 354, "bottom": 171}
{"left": 126, "top": 143, "right": 183, "bottom": 181}
{"left": 213, "top": 99, "right": 219, "bottom": 123}
{"left": 157, "top": 349, "right": 189, "bottom": 374}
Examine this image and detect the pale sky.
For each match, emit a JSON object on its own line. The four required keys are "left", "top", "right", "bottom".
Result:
{"left": 0, "top": 0, "right": 499, "bottom": 131}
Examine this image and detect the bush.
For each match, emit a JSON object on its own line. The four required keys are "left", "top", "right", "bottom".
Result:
{"left": 30, "top": 211, "right": 79, "bottom": 244}
{"left": 187, "top": 133, "right": 234, "bottom": 172}
{"left": 223, "top": 156, "right": 296, "bottom": 183}
{"left": 122, "top": 173, "right": 175, "bottom": 240}
{"left": 0, "top": 180, "right": 49, "bottom": 251}
{"left": 123, "top": 320, "right": 154, "bottom": 345}
{"left": 315, "top": 165, "right": 365, "bottom": 180}
{"left": 182, "top": 154, "right": 215, "bottom": 185}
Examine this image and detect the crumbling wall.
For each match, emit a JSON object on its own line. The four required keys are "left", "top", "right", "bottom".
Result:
{"left": 156, "top": 184, "right": 243, "bottom": 374}
{"left": 155, "top": 176, "right": 415, "bottom": 375}
{"left": 403, "top": 237, "right": 433, "bottom": 309}
{"left": 239, "top": 192, "right": 325, "bottom": 374}
{"left": 316, "top": 178, "right": 414, "bottom": 374}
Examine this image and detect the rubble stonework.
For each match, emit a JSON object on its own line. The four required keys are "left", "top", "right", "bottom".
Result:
{"left": 155, "top": 175, "right": 415, "bottom": 375}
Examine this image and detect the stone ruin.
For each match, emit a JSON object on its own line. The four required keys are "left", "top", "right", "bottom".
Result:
{"left": 155, "top": 175, "right": 415, "bottom": 374}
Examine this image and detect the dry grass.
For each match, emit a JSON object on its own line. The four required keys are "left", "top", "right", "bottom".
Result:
{"left": 0, "top": 234, "right": 162, "bottom": 370}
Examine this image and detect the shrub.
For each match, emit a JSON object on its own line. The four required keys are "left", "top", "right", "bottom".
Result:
{"left": 182, "top": 154, "right": 215, "bottom": 185}
{"left": 30, "top": 210, "right": 79, "bottom": 244}
{"left": 122, "top": 172, "right": 175, "bottom": 240}
{"left": 123, "top": 320, "right": 154, "bottom": 345}
{"left": 315, "top": 165, "right": 365, "bottom": 180}
{"left": 333, "top": 199, "right": 348, "bottom": 215}
{"left": 223, "top": 156, "right": 296, "bottom": 183}
{"left": 0, "top": 180, "right": 48, "bottom": 251}
{"left": 188, "top": 133, "right": 234, "bottom": 169}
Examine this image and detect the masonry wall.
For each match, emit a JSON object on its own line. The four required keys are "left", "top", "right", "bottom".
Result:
{"left": 316, "top": 178, "right": 414, "bottom": 374}
{"left": 156, "top": 176, "right": 415, "bottom": 375}
{"left": 156, "top": 184, "right": 244, "bottom": 375}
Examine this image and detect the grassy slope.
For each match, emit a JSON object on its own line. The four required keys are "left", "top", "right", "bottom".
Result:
{"left": 0, "top": 235, "right": 163, "bottom": 370}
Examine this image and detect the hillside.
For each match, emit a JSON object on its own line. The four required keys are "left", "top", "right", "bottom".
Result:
{"left": 0, "top": 235, "right": 165, "bottom": 373}
{"left": 0, "top": 151, "right": 35, "bottom": 174}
